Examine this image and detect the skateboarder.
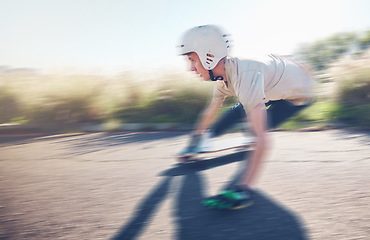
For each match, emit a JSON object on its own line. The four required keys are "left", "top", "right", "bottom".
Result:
{"left": 178, "top": 25, "right": 315, "bottom": 210}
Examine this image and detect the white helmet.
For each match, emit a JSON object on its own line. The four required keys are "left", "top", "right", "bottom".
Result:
{"left": 179, "top": 25, "right": 231, "bottom": 70}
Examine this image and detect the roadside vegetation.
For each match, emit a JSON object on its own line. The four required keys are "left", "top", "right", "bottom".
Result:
{"left": 0, "top": 30, "right": 369, "bottom": 131}
{"left": 280, "top": 50, "right": 370, "bottom": 130}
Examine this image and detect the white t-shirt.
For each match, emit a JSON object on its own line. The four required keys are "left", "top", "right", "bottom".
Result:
{"left": 213, "top": 55, "right": 314, "bottom": 112}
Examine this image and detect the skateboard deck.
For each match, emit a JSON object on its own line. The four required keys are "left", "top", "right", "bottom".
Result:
{"left": 177, "top": 136, "right": 255, "bottom": 161}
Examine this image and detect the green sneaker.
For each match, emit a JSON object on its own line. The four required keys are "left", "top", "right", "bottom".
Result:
{"left": 202, "top": 185, "right": 253, "bottom": 210}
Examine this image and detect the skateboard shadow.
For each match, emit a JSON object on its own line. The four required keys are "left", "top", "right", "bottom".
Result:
{"left": 112, "top": 152, "right": 308, "bottom": 240}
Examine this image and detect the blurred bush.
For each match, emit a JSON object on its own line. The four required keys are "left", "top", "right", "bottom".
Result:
{"left": 0, "top": 72, "right": 104, "bottom": 125}
{"left": 328, "top": 51, "right": 370, "bottom": 128}
{"left": 0, "top": 86, "right": 21, "bottom": 123}
{"left": 114, "top": 73, "right": 214, "bottom": 123}
{"left": 1, "top": 59, "right": 369, "bottom": 130}
{"left": 1, "top": 30, "right": 369, "bottom": 130}
{"left": 28, "top": 78, "right": 103, "bottom": 124}
{"left": 298, "top": 29, "right": 370, "bottom": 71}
{"left": 0, "top": 70, "right": 216, "bottom": 126}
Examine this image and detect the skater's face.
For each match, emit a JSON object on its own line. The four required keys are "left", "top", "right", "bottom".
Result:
{"left": 187, "top": 52, "right": 210, "bottom": 81}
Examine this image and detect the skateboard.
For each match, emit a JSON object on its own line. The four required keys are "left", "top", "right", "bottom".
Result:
{"left": 177, "top": 136, "right": 255, "bottom": 163}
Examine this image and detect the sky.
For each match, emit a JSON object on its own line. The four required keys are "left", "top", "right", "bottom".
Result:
{"left": 1, "top": 0, "right": 370, "bottom": 75}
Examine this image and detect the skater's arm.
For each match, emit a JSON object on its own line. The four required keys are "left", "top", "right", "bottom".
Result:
{"left": 240, "top": 102, "right": 270, "bottom": 187}
{"left": 193, "top": 100, "right": 223, "bottom": 135}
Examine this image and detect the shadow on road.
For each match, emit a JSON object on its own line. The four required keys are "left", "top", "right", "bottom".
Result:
{"left": 0, "top": 132, "right": 187, "bottom": 157}
{"left": 112, "top": 152, "right": 308, "bottom": 240}
{"left": 58, "top": 132, "right": 187, "bottom": 157}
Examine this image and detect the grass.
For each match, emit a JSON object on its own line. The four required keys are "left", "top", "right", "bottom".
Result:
{"left": 278, "top": 101, "right": 339, "bottom": 130}
{"left": 0, "top": 70, "right": 215, "bottom": 126}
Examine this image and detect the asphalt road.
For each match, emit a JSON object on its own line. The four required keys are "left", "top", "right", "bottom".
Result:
{"left": 0, "top": 129, "right": 369, "bottom": 240}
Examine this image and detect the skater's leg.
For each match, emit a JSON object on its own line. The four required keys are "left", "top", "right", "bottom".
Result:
{"left": 210, "top": 100, "right": 311, "bottom": 136}
{"left": 209, "top": 102, "right": 246, "bottom": 137}
{"left": 266, "top": 100, "right": 312, "bottom": 129}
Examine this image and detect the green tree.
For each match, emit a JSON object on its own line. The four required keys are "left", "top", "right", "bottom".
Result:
{"left": 297, "top": 31, "right": 368, "bottom": 71}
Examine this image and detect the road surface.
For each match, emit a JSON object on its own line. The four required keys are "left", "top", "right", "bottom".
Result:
{"left": 0, "top": 129, "right": 369, "bottom": 239}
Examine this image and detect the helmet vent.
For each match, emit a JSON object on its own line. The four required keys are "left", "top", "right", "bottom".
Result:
{"left": 205, "top": 53, "right": 215, "bottom": 65}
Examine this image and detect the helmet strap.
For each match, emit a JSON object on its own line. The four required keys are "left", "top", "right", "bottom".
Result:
{"left": 208, "top": 70, "right": 224, "bottom": 81}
